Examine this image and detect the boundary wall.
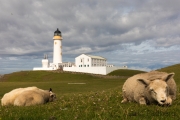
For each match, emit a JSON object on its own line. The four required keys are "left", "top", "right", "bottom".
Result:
{"left": 63, "top": 66, "right": 127, "bottom": 75}
{"left": 33, "top": 68, "right": 54, "bottom": 70}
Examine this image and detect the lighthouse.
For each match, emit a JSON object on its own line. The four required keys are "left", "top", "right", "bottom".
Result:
{"left": 33, "top": 28, "right": 125, "bottom": 74}
{"left": 53, "top": 28, "right": 63, "bottom": 68}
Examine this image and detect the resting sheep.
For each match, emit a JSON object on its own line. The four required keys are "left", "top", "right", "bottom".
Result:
{"left": 1, "top": 87, "right": 56, "bottom": 106}
{"left": 121, "top": 71, "right": 176, "bottom": 105}
{"left": 1, "top": 86, "right": 38, "bottom": 106}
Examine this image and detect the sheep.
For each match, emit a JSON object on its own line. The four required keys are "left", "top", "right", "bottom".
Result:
{"left": 1, "top": 87, "right": 56, "bottom": 106}
{"left": 1, "top": 86, "right": 38, "bottom": 106}
{"left": 13, "top": 88, "right": 56, "bottom": 106}
{"left": 121, "top": 71, "right": 177, "bottom": 105}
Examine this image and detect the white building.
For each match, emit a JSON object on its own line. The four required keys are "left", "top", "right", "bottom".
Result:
{"left": 33, "top": 29, "right": 127, "bottom": 75}
{"left": 42, "top": 54, "right": 49, "bottom": 68}
{"left": 75, "top": 54, "right": 107, "bottom": 67}
{"left": 63, "top": 54, "right": 127, "bottom": 75}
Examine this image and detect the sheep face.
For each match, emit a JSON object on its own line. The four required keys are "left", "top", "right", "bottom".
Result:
{"left": 122, "top": 72, "right": 176, "bottom": 105}
{"left": 49, "top": 91, "right": 56, "bottom": 102}
{"left": 138, "top": 73, "right": 174, "bottom": 105}
{"left": 148, "top": 80, "right": 168, "bottom": 105}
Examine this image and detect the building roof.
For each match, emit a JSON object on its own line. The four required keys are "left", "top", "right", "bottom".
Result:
{"left": 85, "top": 54, "right": 106, "bottom": 60}
{"left": 54, "top": 28, "right": 61, "bottom": 34}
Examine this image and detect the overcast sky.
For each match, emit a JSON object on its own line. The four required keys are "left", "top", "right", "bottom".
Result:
{"left": 0, "top": 0, "right": 180, "bottom": 74}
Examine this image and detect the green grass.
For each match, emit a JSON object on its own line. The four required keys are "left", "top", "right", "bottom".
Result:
{"left": 0, "top": 71, "right": 97, "bottom": 82}
{"left": 108, "top": 69, "right": 146, "bottom": 76}
{"left": 0, "top": 65, "right": 180, "bottom": 120}
{"left": 158, "top": 64, "right": 180, "bottom": 85}
{"left": 0, "top": 71, "right": 125, "bottom": 97}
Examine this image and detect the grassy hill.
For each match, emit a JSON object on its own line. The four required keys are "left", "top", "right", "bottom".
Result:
{"left": 108, "top": 69, "right": 146, "bottom": 76}
{"left": 0, "top": 64, "right": 180, "bottom": 119}
{"left": 158, "top": 63, "right": 180, "bottom": 84}
{"left": 0, "top": 71, "right": 124, "bottom": 97}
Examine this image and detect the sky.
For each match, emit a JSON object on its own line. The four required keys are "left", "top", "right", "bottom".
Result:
{"left": 0, "top": 0, "right": 180, "bottom": 74}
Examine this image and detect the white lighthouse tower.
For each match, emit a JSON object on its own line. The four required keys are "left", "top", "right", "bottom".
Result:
{"left": 53, "top": 28, "right": 63, "bottom": 68}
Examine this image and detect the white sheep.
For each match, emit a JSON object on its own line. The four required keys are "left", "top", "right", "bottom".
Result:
{"left": 1, "top": 86, "right": 38, "bottom": 106}
{"left": 13, "top": 88, "right": 56, "bottom": 106}
{"left": 121, "top": 71, "right": 177, "bottom": 105}
{"left": 1, "top": 87, "right": 56, "bottom": 106}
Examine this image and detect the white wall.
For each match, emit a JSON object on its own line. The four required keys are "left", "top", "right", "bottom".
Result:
{"left": 33, "top": 67, "right": 54, "bottom": 70}
{"left": 42, "top": 59, "right": 49, "bottom": 68}
{"left": 53, "top": 39, "right": 62, "bottom": 64}
{"left": 63, "top": 66, "right": 127, "bottom": 75}
{"left": 33, "top": 66, "right": 127, "bottom": 75}
{"left": 63, "top": 66, "right": 107, "bottom": 75}
{"left": 75, "top": 54, "right": 91, "bottom": 67}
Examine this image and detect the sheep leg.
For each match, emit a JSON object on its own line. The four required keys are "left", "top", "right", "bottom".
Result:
{"left": 121, "top": 98, "right": 128, "bottom": 103}
{"left": 139, "top": 97, "right": 147, "bottom": 105}
{"left": 165, "top": 96, "right": 172, "bottom": 105}
{"left": 121, "top": 90, "right": 128, "bottom": 103}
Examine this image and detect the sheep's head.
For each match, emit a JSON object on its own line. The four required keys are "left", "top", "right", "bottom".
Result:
{"left": 138, "top": 73, "right": 174, "bottom": 105}
{"left": 49, "top": 88, "right": 56, "bottom": 102}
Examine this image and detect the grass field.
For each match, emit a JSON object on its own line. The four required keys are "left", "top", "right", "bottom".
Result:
{"left": 0, "top": 64, "right": 180, "bottom": 120}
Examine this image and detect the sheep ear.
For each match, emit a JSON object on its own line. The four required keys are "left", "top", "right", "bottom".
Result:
{"left": 137, "top": 79, "right": 150, "bottom": 86}
{"left": 49, "top": 88, "right": 52, "bottom": 92}
{"left": 163, "top": 73, "right": 175, "bottom": 82}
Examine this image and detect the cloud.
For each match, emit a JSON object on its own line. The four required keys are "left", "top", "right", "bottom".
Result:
{"left": 0, "top": 0, "right": 180, "bottom": 74}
